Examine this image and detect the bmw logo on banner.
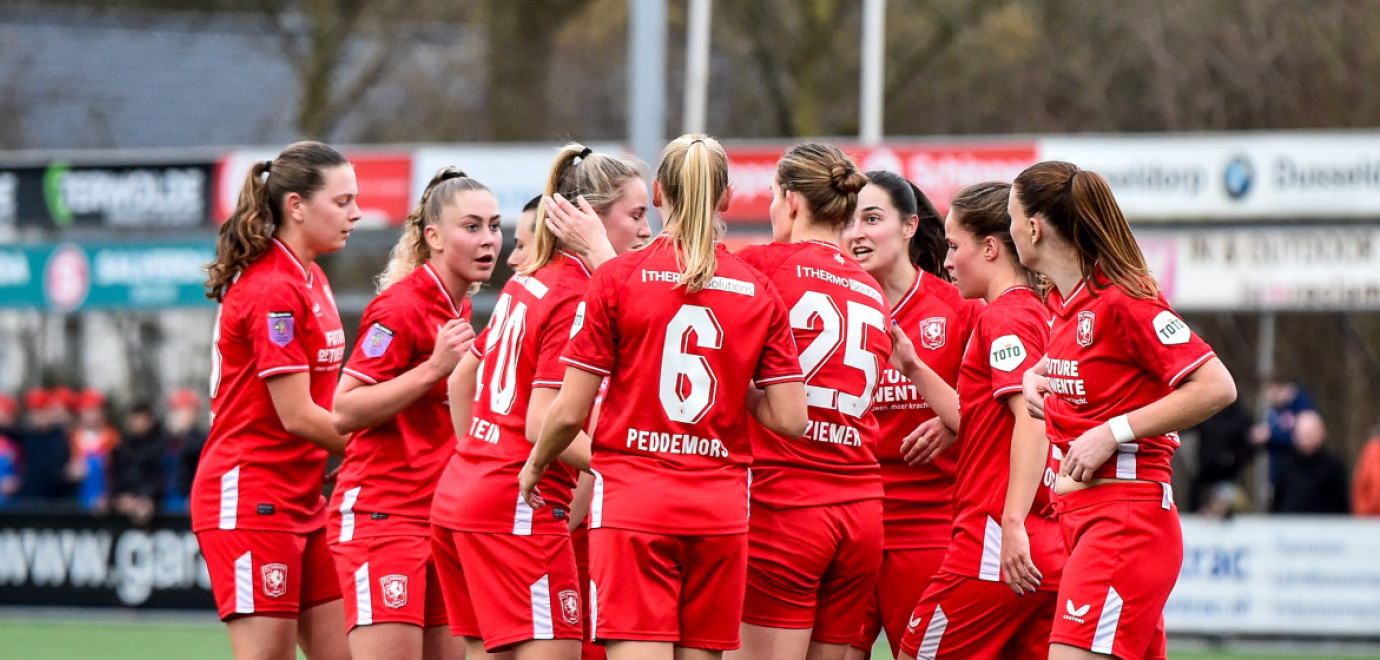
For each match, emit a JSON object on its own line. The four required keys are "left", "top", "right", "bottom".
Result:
{"left": 1223, "top": 155, "right": 1254, "bottom": 200}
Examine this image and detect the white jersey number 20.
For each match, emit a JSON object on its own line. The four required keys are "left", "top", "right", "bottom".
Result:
{"left": 483, "top": 293, "right": 528, "bottom": 415}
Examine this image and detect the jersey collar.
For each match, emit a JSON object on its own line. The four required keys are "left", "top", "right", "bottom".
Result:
{"left": 421, "top": 263, "right": 463, "bottom": 318}
{"left": 272, "top": 238, "right": 313, "bottom": 286}
{"left": 893, "top": 269, "right": 923, "bottom": 313}
{"left": 558, "top": 249, "right": 593, "bottom": 277}
{"left": 1048, "top": 279, "right": 1088, "bottom": 317}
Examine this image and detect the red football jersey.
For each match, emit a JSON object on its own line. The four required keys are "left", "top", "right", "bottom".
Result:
{"left": 1043, "top": 271, "right": 1216, "bottom": 483}
{"left": 327, "top": 263, "right": 471, "bottom": 542}
{"left": 192, "top": 240, "right": 346, "bottom": 533}
{"left": 430, "top": 252, "right": 589, "bottom": 536}
{"left": 737, "top": 241, "right": 890, "bottom": 509}
{"left": 870, "top": 271, "right": 981, "bottom": 549}
{"left": 939, "top": 286, "right": 1062, "bottom": 590}
{"left": 561, "top": 237, "right": 804, "bottom": 535}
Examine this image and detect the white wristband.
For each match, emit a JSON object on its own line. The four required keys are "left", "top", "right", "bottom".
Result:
{"left": 1108, "top": 414, "right": 1136, "bottom": 444}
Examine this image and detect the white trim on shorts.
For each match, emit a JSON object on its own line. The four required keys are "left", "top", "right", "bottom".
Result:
{"left": 355, "top": 562, "right": 373, "bottom": 626}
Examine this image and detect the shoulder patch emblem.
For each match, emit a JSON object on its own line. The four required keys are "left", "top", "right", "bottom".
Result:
{"left": 1152, "top": 310, "right": 1190, "bottom": 345}
{"left": 267, "top": 312, "right": 294, "bottom": 347}
{"left": 989, "top": 334, "right": 1028, "bottom": 373}
{"left": 362, "top": 322, "right": 395, "bottom": 358}
{"left": 570, "top": 301, "right": 587, "bottom": 339}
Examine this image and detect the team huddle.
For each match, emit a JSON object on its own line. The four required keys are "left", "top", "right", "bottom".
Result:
{"left": 190, "top": 137, "right": 1238, "bottom": 660}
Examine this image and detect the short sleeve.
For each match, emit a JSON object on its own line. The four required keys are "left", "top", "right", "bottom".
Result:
{"left": 986, "top": 308, "right": 1047, "bottom": 401}
{"left": 753, "top": 285, "right": 804, "bottom": 385}
{"left": 534, "top": 291, "right": 583, "bottom": 387}
{"left": 251, "top": 280, "right": 313, "bottom": 379}
{"left": 561, "top": 268, "right": 619, "bottom": 377}
{"left": 1114, "top": 294, "right": 1215, "bottom": 388}
{"left": 341, "top": 297, "right": 416, "bottom": 385}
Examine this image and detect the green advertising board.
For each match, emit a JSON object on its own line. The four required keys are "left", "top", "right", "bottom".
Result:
{"left": 0, "top": 242, "right": 216, "bottom": 311}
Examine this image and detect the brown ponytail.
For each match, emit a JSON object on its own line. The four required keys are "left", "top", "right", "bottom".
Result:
{"left": 527, "top": 143, "right": 644, "bottom": 275}
{"left": 1014, "top": 161, "right": 1156, "bottom": 299}
{"left": 376, "top": 167, "right": 489, "bottom": 291}
{"left": 205, "top": 141, "right": 349, "bottom": 301}
{"left": 949, "top": 181, "right": 1043, "bottom": 292}
{"left": 657, "top": 135, "right": 729, "bottom": 292}
{"left": 776, "top": 143, "right": 869, "bottom": 230}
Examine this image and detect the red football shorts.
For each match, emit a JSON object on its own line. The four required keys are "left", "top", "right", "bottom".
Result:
{"left": 330, "top": 534, "right": 447, "bottom": 630}
{"left": 897, "top": 571, "right": 1055, "bottom": 659}
{"left": 588, "top": 528, "right": 747, "bottom": 650}
{"left": 853, "top": 546, "right": 946, "bottom": 656}
{"left": 431, "top": 526, "right": 582, "bottom": 651}
{"left": 572, "top": 524, "right": 607, "bottom": 660}
{"left": 1049, "top": 482, "right": 1178, "bottom": 660}
{"left": 197, "top": 527, "right": 341, "bottom": 621}
{"left": 743, "top": 499, "right": 883, "bottom": 644}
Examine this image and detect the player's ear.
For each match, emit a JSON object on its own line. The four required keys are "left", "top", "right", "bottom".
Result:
{"left": 652, "top": 181, "right": 664, "bottom": 208}
{"left": 717, "top": 184, "right": 734, "bottom": 214}
{"left": 982, "top": 235, "right": 1000, "bottom": 261}
{"left": 424, "top": 222, "right": 443, "bottom": 253}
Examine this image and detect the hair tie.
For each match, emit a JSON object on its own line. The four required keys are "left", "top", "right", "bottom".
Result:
{"left": 690, "top": 138, "right": 705, "bottom": 145}
{"left": 440, "top": 169, "right": 465, "bottom": 182}
{"left": 1066, "top": 169, "right": 1079, "bottom": 192}
{"left": 576, "top": 147, "right": 593, "bottom": 161}
{"left": 262, "top": 160, "right": 273, "bottom": 179}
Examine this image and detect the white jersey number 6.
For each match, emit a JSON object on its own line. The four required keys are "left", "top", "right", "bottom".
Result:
{"left": 659, "top": 305, "right": 723, "bottom": 424}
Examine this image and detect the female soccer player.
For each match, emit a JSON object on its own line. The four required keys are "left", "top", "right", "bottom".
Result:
{"left": 725, "top": 144, "right": 890, "bottom": 660}
{"left": 508, "top": 195, "right": 541, "bottom": 271}
{"left": 325, "top": 167, "right": 499, "bottom": 660}
{"left": 1013, "top": 162, "right": 1236, "bottom": 660}
{"left": 194, "top": 141, "right": 358, "bottom": 660}
{"left": 896, "top": 182, "right": 1063, "bottom": 660}
{"left": 843, "top": 171, "right": 978, "bottom": 660}
{"left": 431, "top": 144, "right": 648, "bottom": 660}
{"left": 519, "top": 134, "right": 808, "bottom": 660}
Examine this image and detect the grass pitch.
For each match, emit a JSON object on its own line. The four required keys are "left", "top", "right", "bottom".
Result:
{"left": 0, "top": 619, "right": 1375, "bottom": 659}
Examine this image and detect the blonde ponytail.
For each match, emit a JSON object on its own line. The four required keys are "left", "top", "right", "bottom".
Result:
{"left": 526, "top": 143, "right": 645, "bottom": 275}
{"left": 657, "top": 135, "right": 728, "bottom": 293}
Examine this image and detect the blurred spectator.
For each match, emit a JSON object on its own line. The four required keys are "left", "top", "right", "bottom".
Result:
{"left": 1251, "top": 376, "right": 1317, "bottom": 487}
{"left": 1189, "top": 401, "right": 1255, "bottom": 517}
{"left": 1271, "top": 410, "right": 1350, "bottom": 514}
{"left": 1352, "top": 424, "right": 1380, "bottom": 516}
{"left": 66, "top": 388, "right": 119, "bottom": 512}
{"left": 0, "top": 394, "right": 19, "bottom": 506}
{"left": 109, "top": 401, "right": 165, "bottom": 526}
{"left": 15, "top": 388, "right": 76, "bottom": 502}
{"left": 163, "top": 388, "right": 206, "bottom": 512}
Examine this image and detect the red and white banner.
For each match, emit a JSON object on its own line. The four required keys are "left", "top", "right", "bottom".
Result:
{"left": 722, "top": 142, "right": 1038, "bottom": 224}
{"left": 214, "top": 151, "right": 413, "bottom": 228}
